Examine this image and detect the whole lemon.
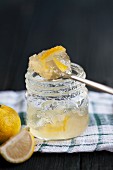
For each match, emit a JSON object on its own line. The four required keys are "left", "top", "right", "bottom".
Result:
{"left": 0, "top": 105, "right": 21, "bottom": 144}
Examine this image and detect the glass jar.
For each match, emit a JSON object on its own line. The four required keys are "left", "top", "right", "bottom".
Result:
{"left": 25, "top": 63, "right": 89, "bottom": 140}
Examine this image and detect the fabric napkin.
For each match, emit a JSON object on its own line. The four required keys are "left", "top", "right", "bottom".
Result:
{"left": 0, "top": 91, "right": 113, "bottom": 153}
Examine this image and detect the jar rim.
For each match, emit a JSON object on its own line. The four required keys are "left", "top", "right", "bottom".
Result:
{"left": 25, "top": 63, "right": 86, "bottom": 95}
{"left": 25, "top": 63, "right": 86, "bottom": 84}
{"left": 25, "top": 63, "right": 86, "bottom": 96}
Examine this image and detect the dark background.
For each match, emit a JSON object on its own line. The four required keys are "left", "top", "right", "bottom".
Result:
{"left": 0, "top": 0, "right": 113, "bottom": 91}
{"left": 0, "top": 0, "right": 113, "bottom": 170}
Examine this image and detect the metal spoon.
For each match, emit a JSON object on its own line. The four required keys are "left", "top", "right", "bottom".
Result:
{"left": 69, "top": 74, "right": 113, "bottom": 95}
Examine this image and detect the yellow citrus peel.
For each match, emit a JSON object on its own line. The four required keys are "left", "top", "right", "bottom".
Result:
{"left": 29, "top": 45, "right": 71, "bottom": 80}
{"left": 53, "top": 58, "right": 68, "bottom": 72}
{"left": 38, "top": 46, "right": 66, "bottom": 60}
{"left": 40, "top": 115, "right": 69, "bottom": 132}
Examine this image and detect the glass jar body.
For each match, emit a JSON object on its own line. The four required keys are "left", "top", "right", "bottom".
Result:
{"left": 25, "top": 63, "right": 89, "bottom": 140}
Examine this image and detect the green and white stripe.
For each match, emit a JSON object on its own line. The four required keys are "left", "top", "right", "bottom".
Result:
{"left": 0, "top": 91, "right": 113, "bottom": 152}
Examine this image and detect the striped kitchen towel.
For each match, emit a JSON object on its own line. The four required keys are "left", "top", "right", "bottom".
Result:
{"left": 0, "top": 91, "right": 113, "bottom": 153}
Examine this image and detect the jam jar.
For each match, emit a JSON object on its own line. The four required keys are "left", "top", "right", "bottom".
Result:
{"left": 25, "top": 63, "right": 89, "bottom": 140}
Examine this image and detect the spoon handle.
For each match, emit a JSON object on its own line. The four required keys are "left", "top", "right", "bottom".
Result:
{"left": 71, "top": 74, "right": 113, "bottom": 95}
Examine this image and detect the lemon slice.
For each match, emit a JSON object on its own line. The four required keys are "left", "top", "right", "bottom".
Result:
{"left": 0, "top": 130, "right": 34, "bottom": 163}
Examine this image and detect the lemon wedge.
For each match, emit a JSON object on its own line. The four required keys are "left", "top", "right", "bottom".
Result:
{"left": 0, "top": 130, "right": 35, "bottom": 163}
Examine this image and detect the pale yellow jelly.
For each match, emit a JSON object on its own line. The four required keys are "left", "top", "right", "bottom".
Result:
{"left": 29, "top": 112, "right": 89, "bottom": 140}
{"left": 27, "top": 103, "right": 89, "bottom": 140}
{"left": 29, "top": 46, "right": 72, "bottom": 80}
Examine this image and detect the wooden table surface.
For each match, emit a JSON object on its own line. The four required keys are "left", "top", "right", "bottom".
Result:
{"left": 0, "top": 152, "right": 113, "bottom": 170}
{"left": 0, "top": 1, "right": 113, "bottom": 169}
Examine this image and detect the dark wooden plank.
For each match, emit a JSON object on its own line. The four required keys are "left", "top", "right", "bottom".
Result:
{"left": 0, "top": 153, "right": 80, "bottom": 170}
{"left": 0, "top": 0, "right": 37, "bottom": 90}
{"left": 80, "top": 151, "right": 113, "bottom": 170}
{"left": 1, "top": 152, "right": 113, "bottom": 170}
{"left": 18, "top": 0, "right": 113, "bottom": 90}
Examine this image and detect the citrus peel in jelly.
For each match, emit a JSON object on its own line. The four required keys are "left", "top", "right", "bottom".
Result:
{"left": 29, "top": 45, "right": 71, "bottom": 80}
{"left": 38, "top": 46, "right": 66, "bottom": 60}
